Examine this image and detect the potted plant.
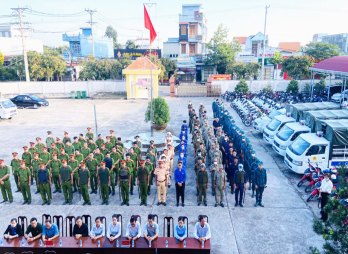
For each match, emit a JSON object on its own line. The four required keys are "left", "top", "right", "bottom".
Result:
{"left": 145, "top": 97, "right": 170, "bottom": 131}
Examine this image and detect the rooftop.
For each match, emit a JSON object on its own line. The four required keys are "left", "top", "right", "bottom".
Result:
{"left": 309, "top": 56, "right": 348, "bottom": 76}
{"left": 279, "top": 42, "right": 301, "bottom": 53}
{"left": 233, "top": 37, "right": 247, "bottom": 44}
{"left": 125, "top": 57, "right": 158, "bottom": 70}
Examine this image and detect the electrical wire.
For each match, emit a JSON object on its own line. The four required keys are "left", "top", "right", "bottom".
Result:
{"left": 23, "top": 9, "right": 86, "bottom": 17}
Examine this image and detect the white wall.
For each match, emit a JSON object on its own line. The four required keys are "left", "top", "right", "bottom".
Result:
{"left": 0, "top": 81, "right": 127, "bottom": 98}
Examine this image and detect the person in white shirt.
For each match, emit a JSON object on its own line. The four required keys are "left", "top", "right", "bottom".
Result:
{"left": 107, "top": 214, "right": 121, "bottom": 241}
{"left": 126, "top": 217, "right": 141, "bottom": 241}
{"left": 193, "top": 215, "right": 211, "bottom": 242}
{"left": 143, "top": 215, "right": 158, "bottom": 242}
{"left": 89, "top": 217, "right": 105, "bottom": 241}
{"left": 319, "top": 172, "right": 333, "bottom": 222}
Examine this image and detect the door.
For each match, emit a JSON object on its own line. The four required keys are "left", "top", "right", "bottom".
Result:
{"left": 305, "top": 145, "right": 328, "bottom": 168}
{"left": 23, "top": 95, "right": 34, "bottom": 107}
{"left": 14, "top": 95, "right": 24, "bottom": 107}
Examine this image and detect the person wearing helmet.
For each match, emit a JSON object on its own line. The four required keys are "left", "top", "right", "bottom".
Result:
{"left": 319, "top": 171, "right": 333, "bottom": 222}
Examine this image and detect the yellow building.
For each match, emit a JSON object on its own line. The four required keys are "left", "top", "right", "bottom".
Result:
{"left": 122, "top": 57, "right": 160, "bottom": 99}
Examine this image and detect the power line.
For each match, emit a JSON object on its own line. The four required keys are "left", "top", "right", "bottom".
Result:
{"left": 85, "top": 9, "right": 97, "bottom": 57}
{"left": 23, "top": 9, "right": 86, "bottom": 17}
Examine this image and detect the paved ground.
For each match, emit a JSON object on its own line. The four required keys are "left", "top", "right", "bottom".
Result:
{"left": 0, "top": 97, "right": 324, "bottom": 253}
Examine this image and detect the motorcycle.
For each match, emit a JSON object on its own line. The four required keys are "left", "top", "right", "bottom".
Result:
{"left": 297, "top": 160, "right": 318, "bottom": 187}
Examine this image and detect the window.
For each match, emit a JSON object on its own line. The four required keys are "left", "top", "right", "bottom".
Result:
{"left": 181, "top": 25, "right": 187, "bottom": 35}
{"left": 204, "top": 66, "right": 214, "bottom": 77}
{"left": 181, "top": 44, "right": 186, "bottom": 54}
{"left": 189, "top": 44, "right": 196, "bottom": 56}
{"left": 306, "top": 145, "right": 326, "bottom": 156}
{"left": 189, "top": 25, "right": 196, "bottom": 38}
{"left": 71, "top": 42, "right": 81, "bottom": 54}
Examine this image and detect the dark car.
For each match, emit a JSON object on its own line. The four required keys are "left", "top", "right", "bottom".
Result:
{"left": 10, "top": 95, "right": 49, "bottom": 109}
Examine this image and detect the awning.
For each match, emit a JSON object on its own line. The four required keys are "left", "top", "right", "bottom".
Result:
{"left": 309, "top": 56, "right": 348, "bottom": 76}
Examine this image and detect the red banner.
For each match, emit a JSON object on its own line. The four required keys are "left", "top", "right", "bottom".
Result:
{"left": 212, "top": 74, "right": 231, "bottom": 80}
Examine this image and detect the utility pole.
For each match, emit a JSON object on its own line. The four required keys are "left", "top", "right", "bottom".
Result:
{"left": 11, "top": 6, "right": 30, "bottom": 82}
{"left": 261, "top": 5, "right": 270, "bottom": 80}
{"left": 85, "top": 9, "right": 97, "bottom": 57}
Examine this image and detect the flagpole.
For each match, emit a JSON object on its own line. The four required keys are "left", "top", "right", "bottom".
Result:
{"left": 150, "top": 34, "right": 153, "bottom": 137}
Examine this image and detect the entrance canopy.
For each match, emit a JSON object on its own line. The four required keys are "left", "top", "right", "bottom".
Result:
{"left": 309, "top": 56, "right": 348, "bottom": 77}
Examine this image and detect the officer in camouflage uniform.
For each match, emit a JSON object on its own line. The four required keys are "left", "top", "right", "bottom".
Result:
{"left": 10, "top": 152, "right": 21, "bottom": 192}
{"left": 119, "top": 160, "right": 131, "bottom": 206}
{"left": 78, "top": 163, "right": 91, "bottom": 205}
{"left": 86, "top": 127, "right": 94, "bottom": 141}
{"left": 31, "top": 153, "right": 42, "bottom": 194}
{"left": 59, "top": 160, "right": 73, "bottom": 205}
{"left": 197, "top": 163, "right": 209, "bottom": 206}
{"left": 37, "top": 163, "right": 51, "bottom": 205}
{"left": 209, "top": 159, "right": 218, "bottom": 196}
{"left": 137, "top": 160, "right": 150, "bottom": 206}
{"left": 68, "top": 154, "right": 79, "bottom": 193}
{"left": 47, "top": 153, "right": 62, "bottom": 193}
{"left": 214, "top": 164, "right": 226, "bottom": 207}
{"left": 86, "top": 153, "right": 98, "bottom": 194}
{"left": 98, "top": 162, "right": 110, "bottom": 205}
{"left": 0, "top": 160, "right": 13, "bottom": 203}
{"left": 18, "top": 161, "right": 31, "bottom": 205}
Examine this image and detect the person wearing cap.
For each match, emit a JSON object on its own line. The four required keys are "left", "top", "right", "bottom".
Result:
{"left": 39, "top": 147, "right": 51, "bottom": 165}
{"left": 234, "top": 164, "right": 248, "bottom": 207}
{"left": 230, "top": 155, "right": 239, "bottom": 194}
{"left": 86, "top": 127, "right": 94, "bottom": 141}
{"left": 162, "top": 149, "right": 171, "bottom": 188}
{"left": 78, "top": 163, "right": 91, "bottom": 205}
{"left": 31, "top": 153, "right": 42, "bottom": 194}
{"left": 35, "top": 138, "right": 45, "bottom": 153}
{"left": 103, "top": 152, "right": 115, "bottom": 195}
{"left": 58, "top": 148, "right": 69, "bottom": 162}
{"left": 110, "top": 147, "right": 122, "bottom": 188}
{"left": 132, "top": 142, "right": 141, "bottom": 163}
{"left": 254, "top": 161, "right": 267, "bottom": 207}
{"left": 62, "top": 132, "right": 71, "bottom": 145}
{"left": 108, "top": 131, "right": 116, "bottom": 146}
{"left": 100, "top": 144, "right": 108, "bottom": 157}
{"left": 29, "top": 142, "right": 39, "bottom": 156}
{"left": 0, "top": 160, "right": 13, "bottom": 203}
{"left": 213, "top": 117, "right": 221, "bottom": 136}
{"left": 93, "top": 148, "right": 104, "bottom": 167}
{"left": 18, "top": 161, "right": 32, "bottom": 204}
{"left": 210, "top": 159, "right": 218, "bottom": 196}
{"left": 95, "top": 134, "right": 104, "bottom": 149}
{"left": 65, "top": 141, "right": 75, "bottom": 156}
{"left": 46, "top": 131, "right": 55, "bottom": 153}
{"left": 72, "top": 137, "right": 82, "bottom": 152}
{"left": 88, "top": 139, "right": 97, "bottom": 153}
{"left": 74, "top": 149, "right": 84, "bottom": 164}
{"left": 146, "top": 147, "right": 157, "bottom": 172}
{"left": 213, "top": 164, "right": 226, "bottom": 207}
{"left": 60, "top": 160, "right": 73, "bottom": 205}
{"left": 146, "top": 140, "right": 158, "bottom": 156}
{"left": 47, "top": 153, "right": 62, "bottom": 193}
{"left": 81, "top": 142, "right": 91, "bottom": 161}
{"left": 155, "top": 160, "right": 168, "bottom": 206}
{"left": 197, "top": 163, "right": 209, "bottom": 206}
{"left": 55, "top": 138, "right": 65, "bottom": 150}
{"left": 167, "top": 143, "right": 175, "bottom": 176}
{"left": 174, "top": 161, "right": 186, "bottom": 207}
{"left": 145, "top": 156, "right": 153, "bottom": 193}
{"left": 78, "top": 134, "right": 86, "bottom": 146}
{"left": 98, "top": 162, "right": 110, "bottom": 205}
{"left": 137, "top": 160, "right": 150, "bottom": 206}
{"left": 37, "top": 163, "right": 51, "bottom": 205}
{"left": 135, "top": 135, "right": 142, "bottom": 149}
{"left": 85, "top": 153, "right": 98, "bottom": 194}
{"left": 10, "top": 152, "right": 21, "bottom": 192}
{"left": 104, "top": 136, "right": 113, "bottom": 151}
{"left": 119, "top": 161, "right": 131, "bottom": 206}
{"left": 117, "top": 137, "right": 124, "bottom": 150}
{"left": 49, "top": 143, "right": 59, "bottom": 157}
{"left": 194, "top": 157, "right": 203, "bottom": 179}
{"left": 68, "top": 154, "right": 80, "bottom": 193}
{"left": 126, "top": 151, "right": 136, "bottom": 195}
{"left": 22, "top": 146, "right": 32, "bottom": 173}
{"left": 249, "top": 152, "right": 258, "bottom": 195}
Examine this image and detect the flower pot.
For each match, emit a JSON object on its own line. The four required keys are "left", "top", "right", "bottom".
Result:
{"left": 152, "top": 123, "right": 168, "bottom": 132}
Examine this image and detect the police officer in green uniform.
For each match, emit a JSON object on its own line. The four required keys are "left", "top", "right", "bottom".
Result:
{"left": 86, "top": 127, "right": 94, "bottom": 141}
{"left": 110, "top": 147, "right": 121, "bottom": 193}
{"left": 197, "top": 163, "right": 209, "bottom": 206}
{"left": 145, "top": 156, "right": 153, "bottom": 194}
{"left": 65, "top": 141, "right": 75, "bottom": 156}
{"left": 62, "top": 132, "right": 71, "bottom": 144}
{"left": 55, "top": 137, "right": 65, "bottom": 150}
{"left": 29, "top": 142, "right": 39, "bottom": 156}
{"left": 31, "top": 153, "right": 42, "bottom": 194}
{"left": 77, "top": 163, "right": 91, "bottom": 205}
{"left": 95, "top": 134, "right": 104, "bottom": 149}
{"left": 129, "top": 148, "right": 138, "bottom": 189}
{"left": 58, "top": 148, "right": 69, "bottom": 162}
{"left": 74, "top": 150, "right": 84, "bottom": 164}
{"left": 59, "top": 160, "right": 73, "bottom": 205}
{"left": 10, "top": 152, "right": 21, "bottom": 192}
{"left": 133, "top": 142, "right": 142, "bottom": 161}
{"left": 104, "top": 136, "right": 113, "bottom": 151}
{"left": 117, "top": 138, "right": 124, "bottom": 152}
{"left": 37, "top": 163, "right": 51, "bottom": 205}
{"left": 22, "top": 146, "right": 32, "bottom": 172}
{"left": 50, "top": 143, "right": 59, "bottom": 156}
{"left": 47, "top": 153, "right": 62, "bottom": 193}
{"left": 81, "top": 143, "right": 91, "bottom": 160}
{"left": 100, "top": 144, "right": 108, "bottom": 157}
{"left": 39, "top": 147, "right": 51, "bottom": 165}
{"left": 88, "top": 139, "right": 97, "bottom": 153}
{"left": 137, "top": 160, "right": 150, "bottom": 206}
{"left": 46, "top": 131, "right": 55, "bottom": 153}
{"left": 109, "top": 130, "right": 117, "bottom": 146}
{"left": 103, "top": 152, "right": 115, "bottom": 195}
{"left": 118, "top": 161, "right": 131, "bottom": 206}
{"left": 35, "top": 137, "right": 45, "bottom": 152}
{"left": 0, "top": 160, "right": 13, "bottom": 203}
{"left": 98, "top": 162, "right": 110, "bottom": 205}
{"left": 18, "top": 161, "right": 32, "bottom": 205}
{"left": 72, "top": 137, "right": 82, "bottom": 152}
{"left": 126, "top": 153, "right": 136, "bottom": 195}
{"left": 78, "top": 134, "right": 86, "bottom": 146}
{"left": 147, "top": 140, "right": 158, "bottom": 157}
{"left": 68, "top": 154, "right": 79, "bottom": 193}
{"left": 86, "top": 153, "right": 98, "bottom": 194}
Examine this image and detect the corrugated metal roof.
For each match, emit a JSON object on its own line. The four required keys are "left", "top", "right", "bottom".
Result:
{"left": 309, "top": 56, "right": 348, "bottom": 76}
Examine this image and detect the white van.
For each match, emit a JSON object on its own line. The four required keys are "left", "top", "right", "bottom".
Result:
{"left": 0, "top": 99, "right": 18, "bottom": 119}
{"left": 263, "top": 113, "right": 296, "bottom": 145}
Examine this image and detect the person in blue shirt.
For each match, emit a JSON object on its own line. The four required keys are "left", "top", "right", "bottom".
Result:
{"left": 178, "top": 152, "right": 187, "bottom": 169}
{"left": 174, "top": 216, "right": 187, "bottom": 242}
{"left": 174, "top": 161, "right": 187, "bottom": 207}
{"left": 254, "top": 161, "right": 267, "bottom": 207}
{"left": 89, "top": 217, "right": 105, "bottom": 241}
{"left": 42, "top": 220, "right": 59, "bottom": 242}
{"left": 178, "top": 144, "right": 187, "bottom": 158}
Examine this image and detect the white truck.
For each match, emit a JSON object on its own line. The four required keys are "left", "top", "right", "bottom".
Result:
{"left": 263, "top": 113, "right": 296, "bottom": 145}
{"left": 253, "top": 108, "right": 286, "bottom": 133}
{"left": 273, "top": 110, "right": 348, "bottom": 156}
{"left": 285, "top": 119, "right": 348, "bottom": 174}
{"left": 0, "top": 99, "right": 18, "bottom": 119}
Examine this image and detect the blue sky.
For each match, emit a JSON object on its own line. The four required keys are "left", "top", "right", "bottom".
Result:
{"left": 1, "top": 0, "right": 347, "bottom": 49}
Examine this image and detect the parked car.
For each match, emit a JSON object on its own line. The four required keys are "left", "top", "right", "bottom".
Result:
{"left": 0, "top": 99, "right": 18, "bottom": 119}
{"left": 10, "top": 95, "right": 49, "bottom": 108}
{"left": 331, "top": 90, "right": 348, "bottom": 102}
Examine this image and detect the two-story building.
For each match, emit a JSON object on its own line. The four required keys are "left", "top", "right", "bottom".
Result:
{"left": 163, "top": 4, "right": 215, "bottom": 83}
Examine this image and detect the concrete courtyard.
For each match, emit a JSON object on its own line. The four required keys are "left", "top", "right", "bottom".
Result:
{"left": 0, "top": 97, "right": 324, "bottom": 253}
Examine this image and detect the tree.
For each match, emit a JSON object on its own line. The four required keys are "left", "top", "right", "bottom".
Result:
{"left": 230, "top": 62, "right": 261, "bottom": 79}
{"left": 314, "top": 78, "right": 326, "bottom": 93}
{"left": 269, "top": 51, "right": 283, "bottom": 79}
{"left": 161, "top": 57, "right": 177, "bottom": 78}
{"left": 125, "top": 40, "right": 140, "bottom": 49}
{"left": 305, "top": 42, "right": 341, "bottom": 61}
{"left": 246, "top": 62, "right": 261, "bottom": 79}
{"left": 280, "top": 56, "right": 314, "bottom": 79}
{"left": 205, "top": 24, "right": 241, "bottom": 74}
{"left": 0, "top": 51, "right": 4, "bottom": 66}
{"left": 303, "top": 83, "right": 311, "bottom": 93}
{"left": 262, "top": 83, "right": 273, "bottom": 93}
{"left": 43, "top": 45, "right": 69, "bottom": 56}
{"left": 105, "top": 25, "right": 122, "bottom": 49}
{"left": 79, "top": 56, "right": 123, "bottom": 81}
{"left": 146, "top": 55, "right": 165, "bottom": 80}
{"left": 286, "top": 79, "right": 299, "bottom": 93}
{"left": 10, "top": 55, "right": 25, "bottom": 81}
{"left": 145, "top": 97, "right": 170, "bottom": 125}
{"left": 234, "top": 79, "right": 249, "bottom": 93}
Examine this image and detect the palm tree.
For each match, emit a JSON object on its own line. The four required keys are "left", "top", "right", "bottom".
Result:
{"left": 269, "top": 51, "right": 283, "bottom": 80}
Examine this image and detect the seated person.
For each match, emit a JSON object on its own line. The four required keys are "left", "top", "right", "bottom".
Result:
{"left": 89, "top": 217, "right": 105, "bottom": 240}
{"left": 193, "top": 215, "right": 211, "bottom": 242}
{"left": 73, "top": 216, "right": 89, "bottom": 239}
{"left": 107, "top": 214, "right": 121, "bottom": 241}
{"left": 143, "top": 215, "right": 158, "bottom": 242}
{"left": 42, "top": 220, "right": 59, "bottom": 242}
{"left": 174, "top": 216, "right": 187, "bottom": 242}
{"left": 3, "top": 218, "right": 24, "bottom": 240}
{"left": 126, "top": 217, "right": 141, "bottom": 241}
{"left": 25, "top": 217, "right": 43, "bottom": 242}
